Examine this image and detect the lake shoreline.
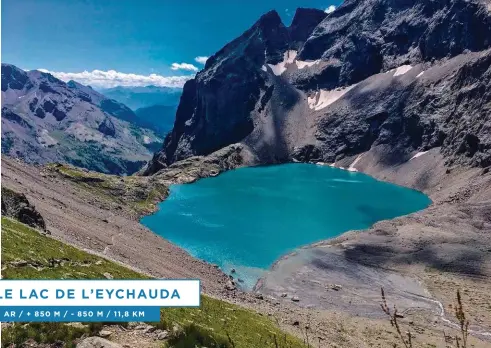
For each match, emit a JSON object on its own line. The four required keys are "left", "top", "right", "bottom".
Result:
{"left": 141, "top": 161, "right": 430, "bottom": 291}
{"left": 253, "top": 147, "right": 491, "bottom": 340}
{"left": 3, "top": 143, "right": 490, "bottom": 345}
{"left": 145, "top": 143, "right": 491, "bottom": 340}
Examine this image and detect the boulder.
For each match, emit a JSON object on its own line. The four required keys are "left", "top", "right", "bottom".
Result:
{"left": 157, "top": 330, "right": 169, "bottom": 340}
{"left": 143, "top": 325, "right": 156, "bottom": 333}
{"left": 1, "top": 187, "right": 46, "bottom": 231}
{"left": 98, "top": 330, "right": 112, "bottom": 338}
{"left": 225, "top": 280, "right": 236, "bottom": 291}
{"left": 76, "top": 337, "right": 123, "bottom": 348}
{"left": 331, "top": 284, "right": 343, "bottom": 291}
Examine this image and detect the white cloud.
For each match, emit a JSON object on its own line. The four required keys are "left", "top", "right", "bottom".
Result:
{"left": 325, "top": 5, "right": 336, "bottom": 13}
{"left": 194, "top": 56, "right": 209, "bottom": 64}
{"left": 170, "top": 62, "right": 199, "bottom": 71}
{"left": 37, "top": 69, "right": 193, "bottom": 88}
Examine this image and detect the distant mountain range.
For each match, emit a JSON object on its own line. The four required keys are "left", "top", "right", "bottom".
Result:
{"left": 97, "top": 85, "right": 181, "bottom": 137}
{"left": 134, "top": 104, "right": 177, "bottom": 137}
{"left": 1, "top": 64, "right": 162, "bottom": 175}
{"left": 97, "top": 85, "right": 182, "bottom": 110}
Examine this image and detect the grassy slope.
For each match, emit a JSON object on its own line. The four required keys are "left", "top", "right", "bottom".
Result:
{"left": 46, "top": 163, "right": 169, "bottom": 215}
{"left": 1, "top": 217, "right": 305, "bottom": 348}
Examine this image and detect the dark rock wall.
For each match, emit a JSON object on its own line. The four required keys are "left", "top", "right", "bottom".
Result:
{"left": 1, "top": 187, "right": 47, "bottom": 231}
{"left": 143, "top": 0, "right": 491, "bottom": 175}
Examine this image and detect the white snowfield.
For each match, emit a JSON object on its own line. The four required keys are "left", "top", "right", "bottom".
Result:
{"left": 295, "top": 59, "right": 321, "bottom": 69}
{"left": 410, "top": 151, "right": 429, "bottom": 160}
{"left": 386, "top": 64, "right": 413, "bottom": 77}
{"left": 262, "top": 50, "right": 324, "bottom": 75}
{"left": 307, "top": 85, "right": 357, "bottom": 111}
{"left": 268, "top": 50, "right": 297, "bottom": 76}
{"left": 394, "top": 65, "right": 413, "bottom": 76}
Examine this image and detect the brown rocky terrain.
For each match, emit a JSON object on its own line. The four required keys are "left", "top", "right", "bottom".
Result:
{"left": 2, "top": 150, "right": 491, "bottom": 347}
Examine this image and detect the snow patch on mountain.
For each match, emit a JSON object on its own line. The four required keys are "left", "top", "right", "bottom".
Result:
{"left": 307, "top": 85, "right": 357, "bottom": 111}
{"left": 268, "top": 50, "right": 297, "bottom": 76}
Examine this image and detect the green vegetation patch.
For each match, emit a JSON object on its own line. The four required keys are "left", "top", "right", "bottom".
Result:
{"left": 1, "top": 217, "right": 147, "bottom": 280}
{"left": 161, "top": 296, "right": 303, "bottom": 348}
{"left": 46, "top": 163, "right": 168, "bottom": 215}
{"left": 1, "top": 218, "right": 305, "bottom": 348}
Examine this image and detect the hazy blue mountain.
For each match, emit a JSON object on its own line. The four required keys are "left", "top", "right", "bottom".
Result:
{"left": 134, "top": 104, "right": 177, "bottom": 137}
{"left": 97, "top": 85, "right": 182, "bottom": 110}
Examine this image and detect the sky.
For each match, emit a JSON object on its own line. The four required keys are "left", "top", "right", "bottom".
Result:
{"left": 2, "top": 0, "right": 340, "bottom": 88}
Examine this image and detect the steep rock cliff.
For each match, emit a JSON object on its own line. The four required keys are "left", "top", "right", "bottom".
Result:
{"left": 144, "top": 1, "right": 491, "bottom": 175}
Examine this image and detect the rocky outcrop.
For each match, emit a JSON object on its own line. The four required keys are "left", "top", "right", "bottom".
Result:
{"left": 98, "top": 118, "right": 116, "bottom": 137}
{"left": 144, "top": 0, "right": 491, "bottom": 175}
{"left": 288, "top": 8, "right": 327, "bottom": 50}
{"left": 1, "top": 64, "right": 162, "bottom": 174}
{"left": 296, "top": 0, "right": 491, "bottom": 89}
{"left": 1, "top": 187, "right": 46, "bottom": 231}
{"left": 143, "top": 143, "right": 256, "bottom": 181}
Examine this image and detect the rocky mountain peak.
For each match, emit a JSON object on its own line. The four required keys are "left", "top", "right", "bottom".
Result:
{"left": 204, "top": 9, "right": 289, "bottom": 71}
{"left": 143, "top": 1, "right": 491, "bottom": 175}
{"left": 254, "top": 9, "right": 284, "bottom": 29}
{"left": 1, "top": 63, "right": 32, "bottom": 92}
{"left": 289, "top": 8, "right": 327, "bottom": 50}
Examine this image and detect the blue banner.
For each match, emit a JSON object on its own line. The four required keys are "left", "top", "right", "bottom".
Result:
{"left": 0, "top": 306, "right": 161, "bottom": 322}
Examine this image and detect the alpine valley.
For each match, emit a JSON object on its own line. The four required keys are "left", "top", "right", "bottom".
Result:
{"left": 2, "top": 0, "right": 491, "bottom": 347}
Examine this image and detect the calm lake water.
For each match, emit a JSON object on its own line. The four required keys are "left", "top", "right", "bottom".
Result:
{"left": 141, "top": 163, "right": 431, "bottom": 289}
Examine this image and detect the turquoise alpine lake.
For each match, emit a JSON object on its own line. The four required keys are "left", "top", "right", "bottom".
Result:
{"left": 141, "top": 163, "right": 431, "bottom": 289}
